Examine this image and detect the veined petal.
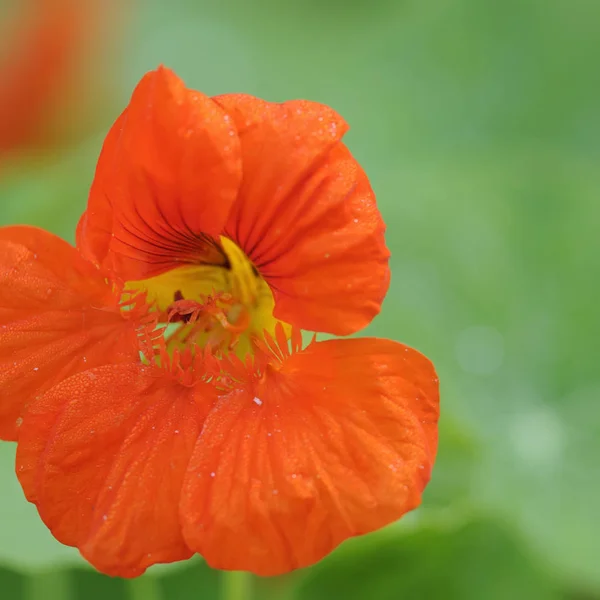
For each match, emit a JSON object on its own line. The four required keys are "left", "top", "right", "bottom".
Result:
{"left": 16, "top": 363, "right": 218, "bottom": 577}
{"left": 77, "top": 66, "right": 241, "bottom": 279}
{"left": 215, "top": 94, "right": 390, "bottom": 335}
{"left": 0, "top": 226, "right": 141, "bottom": 441}
{"left": 180, "top": 337, "right": 439, "bottom": 575}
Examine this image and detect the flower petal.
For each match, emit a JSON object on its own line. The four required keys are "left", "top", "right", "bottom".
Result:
{"left": 0, "top": 226, "right": 140, "bottom": 441}
{"left": 180, "top": 338, "right": 439, "bottom": 575}
{"left": 16, "top": 363, "right": 217, "bottom": 577}
{"left": 77, "top": 66, "right": 241, "bottom": 279}
{"left": 215, "top": 94, "right": 390, "bottom": 335}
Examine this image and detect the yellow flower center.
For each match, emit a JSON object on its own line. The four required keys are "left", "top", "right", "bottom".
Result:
{"left": 126, "top": 236, "right": 288, "bottom": 357}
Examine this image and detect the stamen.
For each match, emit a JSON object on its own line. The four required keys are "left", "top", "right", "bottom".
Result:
{"left": 165, "top": 290, "right": 251, "bottom": 355}
{"left": 167, "top": 298, "right": 204, "bottom": 325}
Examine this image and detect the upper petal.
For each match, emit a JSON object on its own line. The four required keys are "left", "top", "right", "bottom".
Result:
{"left": 77, "top": 66, "right": 241, "bottom": 279}
{"left": 16, "top": 363, "right": 218, "bottom": 577}
{"left": 215, "top": 94, "right": 390, "bottom": 335}
{"left": 180, "top": 337, "right": 439, "bottom": 575}
{"left": 0, "top": 226, "right": 141, "bottom": 441}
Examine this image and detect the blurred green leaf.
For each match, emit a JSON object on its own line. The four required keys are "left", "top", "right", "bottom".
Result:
{"left": 0, "top": 566, "right": 24, "bottom": 600}
{"left": 156, "top": 559, "right": 220, "bottom": 599}
{"left": 71, "top": 568, "right": 129, "bottom": 600}
{"left": 297, "top": 518, "right": 562, "bottom": 600}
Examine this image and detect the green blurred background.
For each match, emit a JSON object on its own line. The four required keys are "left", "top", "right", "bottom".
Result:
{"left": 1, "top": 0, "right": 598, "bottom": 598}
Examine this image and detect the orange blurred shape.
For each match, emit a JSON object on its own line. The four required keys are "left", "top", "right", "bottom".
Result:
{"left": 0, "top": 0, "right": 120, "bottom": 157}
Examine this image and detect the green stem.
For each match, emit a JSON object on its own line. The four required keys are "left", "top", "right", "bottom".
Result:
{"left": 126, "top": 575, "right": 162, "bottom": 600}
{"left": 222, "top": 571, "right": 253, "bottom": 600}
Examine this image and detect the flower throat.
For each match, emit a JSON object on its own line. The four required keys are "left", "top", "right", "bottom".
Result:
{"left": 126, "top": 236, "right": 285, "bottom": 359}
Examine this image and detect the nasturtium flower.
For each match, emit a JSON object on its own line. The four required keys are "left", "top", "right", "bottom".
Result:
{"left": 1, "top": 0, "right": 84, "bottom": 155}
{"left": 0, "top": 0, "right": 119, "bottom": 157}
{"left": 0, "top": 67, "right": 440, "bottom": 578}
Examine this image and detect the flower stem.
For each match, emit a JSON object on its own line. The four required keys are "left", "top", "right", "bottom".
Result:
{"left": 222, "top": 571, "right": 253, "bottom": 600}
{"left": 126, "top": 575, "right": 162, "bottom": 600}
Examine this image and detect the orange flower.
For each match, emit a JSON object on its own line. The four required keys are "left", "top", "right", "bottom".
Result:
{"left": 0, "top": 0, "right": 117, "bottom": 157}
{"left": 0, "top": 67, "right": 439, "bottom": 577}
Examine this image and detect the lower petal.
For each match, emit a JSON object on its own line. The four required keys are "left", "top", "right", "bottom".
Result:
{"left": 16, "top": 363, "right": 217, "bottom": 577}
{"left": 180, "top": 338, "right": 439, "bottom": 575}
